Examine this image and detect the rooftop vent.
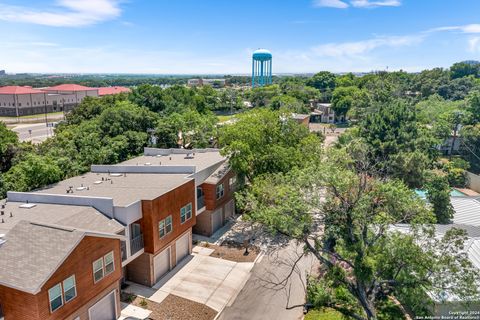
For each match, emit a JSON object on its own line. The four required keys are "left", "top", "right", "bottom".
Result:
{"left": 19, "top": 203, "right": 37, "bottom": 209}
{"left": 76, "top": 186, "right": 87, "bottom": 191}
{"left": 94, "top": 180, "right": 103, "bottom": 185}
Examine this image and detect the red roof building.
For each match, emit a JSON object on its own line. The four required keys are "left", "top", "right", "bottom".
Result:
{"left": 0, "top": 86, "right": 45, "bottom": 95}
{"left": 42, "top": 84, "right": 98, "bottom": 92}
{"left": 97, "top": 86, "right": 131, "bottom": 96}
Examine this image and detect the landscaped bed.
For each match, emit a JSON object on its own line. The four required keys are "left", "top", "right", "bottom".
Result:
{"left": 122, "top": 293, "right": 217, "bottom": 320}
{"left": 202, "top": 240, "right": 260, "bottom": 263}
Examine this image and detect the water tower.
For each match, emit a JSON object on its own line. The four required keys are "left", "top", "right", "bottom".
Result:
{"left": 252, "top": 49, "right": 272, "bottom": 87}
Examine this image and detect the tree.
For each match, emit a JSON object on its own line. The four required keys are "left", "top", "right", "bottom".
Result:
{"left": 460, "top": 124, "right": 480, "bottom": 173}
{"left": 331, "top": 86, "right": 371, "bottom": 120}
{"left": 357, "top": 101, "right": 437, "bottom": 188}
{"left": 155, "top": 110, "right": 217, "bottom": 148}
{"left": 268, "top": 95, "right": 308, "bottom": 113}
{"left": 465, "top": 91, "right": 480, "bottom": 124}
{"left": 237, "top": 148, "right": 478, "bottom": 319}
{"left": 218, "top": 109, "right": 322, "bottom": 182}
{"left": 0, "top": 122, "right": 19, "bottom": 173}
{"left": 425, "top": 174, "right": 455, "bottom": 224}
{"left": 2, "top": 154, "right": 62, "bottom": 192}
{"left": 450, "top": 61, "right": 480, "bottom": 79}
{"left": 306, "top": 71, "right": 336, "bottom": 101}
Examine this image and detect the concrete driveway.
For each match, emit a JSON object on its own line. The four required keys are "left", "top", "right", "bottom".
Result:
{"left": 124, "top": 250, "right": 255, "bottom": 313}
{"left": 219, "top": 241, "right": 317, "bottom": 320}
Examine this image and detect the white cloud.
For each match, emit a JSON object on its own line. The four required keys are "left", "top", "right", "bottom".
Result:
{"left": 311, "top": 35, "right": 423, "bottom": 57}
{"left": 313, "top": 0, "right": 349, "bottom": 8}
{"left": 0, "top": 0, "right": 122, "bottom": 27}
{"left": 351, "top": 0, "right": 401, "bottom": 8}
{"left": 468, "top": 37, "right": 480, "bottom": 53}
{"left": 313, "top": 0, "right": 401, "bottom": 9}
{"left": 429, "top": 24, "right": 480, "bottom": 34}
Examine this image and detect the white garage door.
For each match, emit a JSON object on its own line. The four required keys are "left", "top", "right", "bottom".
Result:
{"left": 89, "top": 290, "right": 116, "bottom": 320}
{"left": 176, "top": 232, "right": 190, "bottom": 264}
{"left": 154, "top": 247, "right": 170, "bottom": 283}
{"left": 212, "top": 208, "right": 223, "bottom": 234}
{"left": 224, "top": 199, "right": 235, "bottom": 219}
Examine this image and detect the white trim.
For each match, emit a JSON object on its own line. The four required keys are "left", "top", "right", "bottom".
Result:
{"left": 48, "top": 282, "right": 63, "bottom": 313}
{"left": 63, "top": 274, "right": 77, "bottom": 304}
{"left": 87, "top": 289, "right": 118, "bottom": 320}
{"left": 104, "top": 251, "right": 115, "bottom": 277}
{"left": 93, "top": 257, "right": 105, "bottom": 284}
{"left": 121, "top": 248, "right": 144, "bottom": 267}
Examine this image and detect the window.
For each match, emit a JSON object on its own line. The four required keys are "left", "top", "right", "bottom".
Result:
{"left": 216, "top": 183, "right": 225, "bottom": 200}
{"left": 159, "top": 215, "right": 173, "bottom": 238}
{"left": 180, "top": 203, "right": 192, "bottom": 224}
{"left": 93, "top": 257, "right": 104, "bottom": 283}
{"left": 48, "top": 283, "right": 63, "bottom": 312}
{"left": 104, "top": 251, "right": 115, "bottom": 275}
{"left": 93, "top": 251, "right": 115, "bottom": 283}
{"left": 229, "top": 176, "right": 237, "bottom": 189}
{"left": 63, "top": 275, "right": 76, "bottom": 303}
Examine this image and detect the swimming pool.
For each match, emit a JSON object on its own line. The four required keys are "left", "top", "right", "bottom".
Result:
{"left": 415, "top": 189, "right": 468, "bottom": 199}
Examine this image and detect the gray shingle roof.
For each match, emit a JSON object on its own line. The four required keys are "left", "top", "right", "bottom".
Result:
{"left": 0, "top": 201, "right": 124, "bottom": 235}
{"left": 0, "top": 221, "right": 122, "bottom": 294}
{"left": 0, "top": 221, "right": 85, "bottom": 294}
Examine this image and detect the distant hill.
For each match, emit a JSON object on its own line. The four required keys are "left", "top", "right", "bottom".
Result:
{"left": 461, "top": 60, "right": 480, "bottom": 66}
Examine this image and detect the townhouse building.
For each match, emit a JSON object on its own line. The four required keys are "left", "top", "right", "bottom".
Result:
{"left": 0, "top": 148, "right": 236, "bottom": 320}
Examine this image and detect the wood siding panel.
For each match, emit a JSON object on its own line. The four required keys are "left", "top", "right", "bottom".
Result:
{"left": 202, "top": 170, "right": 236, "bottom": 211}
{"left": 141, "top": 179, "right": 196, "bottom": 255}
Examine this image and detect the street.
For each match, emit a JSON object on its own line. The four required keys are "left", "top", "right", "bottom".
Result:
{"left": 218, "top": 241, "right": 317, "bottom": 320}
{"left": 9, "top": 123, "right": 55, "bottom": 143}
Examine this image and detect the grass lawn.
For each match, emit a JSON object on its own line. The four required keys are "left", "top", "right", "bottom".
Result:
{"left": 217, "top": 114, "right": 235, "bottom": 123}
{"left": 0, "top": 111, "right": 64, "bottom": 120}
{"left": 305, "top": 308, "right": 344, "bottom": 320}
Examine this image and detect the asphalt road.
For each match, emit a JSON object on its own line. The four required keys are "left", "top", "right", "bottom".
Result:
{"left": 219, "top": 241, "right": 317, "bottom": 320}
{"left": 10, "top": 123, "right": 55, "bottom": 143}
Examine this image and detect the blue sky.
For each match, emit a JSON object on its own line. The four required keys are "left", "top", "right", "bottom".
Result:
{"left": 0, "top": 0, "right": 479, "bottom": 74}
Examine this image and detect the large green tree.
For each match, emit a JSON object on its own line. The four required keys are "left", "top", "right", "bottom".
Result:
{"left": 237, "top": 148, "right": 478, "bottom": 319}
{"left": 357, "top": 100, "right": 438, "bottom": 187}
{"left": 218, "top": 108, "right": 322, "bottom": 182}
{"left": 307, "top": 71, "right": 336, "bottom": 101}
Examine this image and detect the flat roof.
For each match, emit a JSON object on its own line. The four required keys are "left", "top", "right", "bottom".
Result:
{"left": 35, "top": 172, "right": 192, "bottom": 206}
{"left": 0, "top": 201, "right": 124, "bottom": 235}
{"left": 120, "top": 151, "right": 225, "bottom": 172}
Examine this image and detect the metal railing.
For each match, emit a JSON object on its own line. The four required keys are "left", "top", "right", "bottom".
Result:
{"left": 197, "top": 195, "right": 205, "bottom": 210}
{"left": 120, "top": 241, "right": 127, "bottom": 261}
{"left": 130, "top": 234, "right": 144, "bottom": 256}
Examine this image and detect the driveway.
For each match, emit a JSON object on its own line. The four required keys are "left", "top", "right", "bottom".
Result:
{"left": 218, "top": 241, "right": 317, "bottom": 320}
{"left": 123, "top": 251, "right": 255, "bottom": 313}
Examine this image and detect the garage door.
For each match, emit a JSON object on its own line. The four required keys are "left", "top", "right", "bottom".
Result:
{"left": 212, "top": 208, "right": 223, "bottom": 234}
{"left": 224, "top": 199, "right": 235, "bottom": 219}
{"left": 89, "top": 290, "right": 116, "bottom": 320}
{"left": 176, "top": 232, "right": 190, "bottom": 264}
{"left": 154, "top": 247, "right": 170, "bottom": 283}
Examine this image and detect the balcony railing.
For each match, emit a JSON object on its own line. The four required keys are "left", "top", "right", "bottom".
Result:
{"left": 130, "top": 234, "right": 144, "bottom": 256}
{"left": 120, "top": 240, "right": 127, "bottom": 262}
{"left": 197, "top": 195, "right": 205, "bottom": 211}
